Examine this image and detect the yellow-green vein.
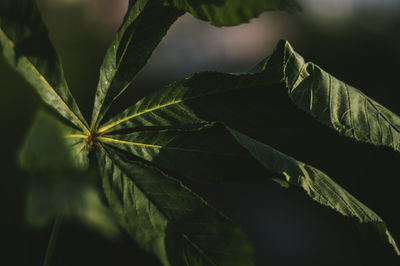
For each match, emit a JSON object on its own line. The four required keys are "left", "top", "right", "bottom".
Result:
{"left": 98, "top": 136, "right": 246, "bottom": 156}
{"left": 90, "top": 17, "right": 138, "bottom": 131}
{"left": 98, "top": 136, "right": 163, "bottom": 149}
{"left": 97, "top": 73, "right": 271, "bottom": 134}
{"left": 74, "top": 141, "right": 88, "bottom": 157}
{"left": 0, "top": 28, "right": 90, "bottom": 135}
{"left": 97, "top": 99, "right": 183, "bottom": 133}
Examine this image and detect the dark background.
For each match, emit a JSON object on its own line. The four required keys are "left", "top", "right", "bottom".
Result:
{"left": 1, "top": 0, "right": 400, "bottom": 265}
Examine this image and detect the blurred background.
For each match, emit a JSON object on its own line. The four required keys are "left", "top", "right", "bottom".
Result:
{"left": 1, "top": 0, "right": 400, "bottom": 265}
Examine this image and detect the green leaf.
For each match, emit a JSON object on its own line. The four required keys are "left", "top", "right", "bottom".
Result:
{"left": 19, "top": 110, "right": 117, "bottom": 237}
{"left": 97, "top": 39, "right": 400, "bottom": 257}
{"left": 90, "top": 0, "right": 184, "bottom": 129}
{"left": 98, "top": 122, "right": 266, "bottom": 183}
{"left": 280, "top": 40, "right": 400, "bottom": 153}
{"left": 97, "top": 144, "right": 254, "bottom": 266}
{"left": 169, "top": 0, "right": 301, "bottom": 26}
{"left": 226, "top": 126, "right": 400, "bottom": 255}
{"left": 25, "top": 175, "right": 119, "bottom": 239}
{"left": 0, "top": 0, "right": 89, "bottom": 134}
{"left": 19, "top": 109, "right": 88, "bottom": 173}
{"left": 100, "top": 39, "right": 400, "bottom": 155}
{"left": 97, "top": 61, "right": 284, "bottom": 136}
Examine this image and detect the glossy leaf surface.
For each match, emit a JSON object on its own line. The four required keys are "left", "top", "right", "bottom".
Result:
{"left": 169, "top": 0, "right": 301, "bottom": 26}
{"left": 0, "top": 0, "right": 89, "bottom": 134}
{"left": 97, "top": 145, "right": 254, "bottom": 266}
{"left": 91, "top": 0, "right": 184, "bottom": 129}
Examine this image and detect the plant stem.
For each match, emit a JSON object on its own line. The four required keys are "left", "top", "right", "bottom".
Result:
{"left": 42, "top": 215, "right": 63, "bottom": 266}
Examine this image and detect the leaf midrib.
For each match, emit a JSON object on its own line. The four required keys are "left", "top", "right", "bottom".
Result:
{"left": 0, "top": 27, "right": 89, "bottom": 135}
{"left": 98, "top": 99, "right": 184, "bottom": 133}
{"left": 98, "top": 136, "right": 249, "bottom": 157}
{"left": 99, "top": 144, "right": 219, "bottom": 265}
{"left": 97, "top": 77, "right": 280, "bottom": 134}
{"left": 286, "top": 57, "right": 400, "bottom": 140}
{"left": 182, "top": 233, "right": 217, "bottom": 266}
{"left": 91, "top": 4, "right": 145, "bottom": 130}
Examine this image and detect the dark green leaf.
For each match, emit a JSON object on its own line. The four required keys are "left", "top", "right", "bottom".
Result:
{"left": 19, "top": 109, "right": 88, "bottom": 173}
{"left": 97, "top": 144, "right": 254, "bottom": 266}
{"left": 98, "top": 122, "right": 266, "bottom": 183}
{"left": 100, "top": 39, "right": 400, "bottom": 154}
{"left": 169, "top": 0, "right": 301, "bottom": 26}
{"left": 226, "top": 126, "right": 400, "bottom": 255}
{"left": 96, "top": 62, "right": 284, "bottom": 136}
{"left": 280, "top": 40, "right": 400, "bottom": 153}
{"left": 90, "top": 0, "right": 184, "bottom": 129}
{"left": 97, "top": 39, "right": 400, "bottom": 257}
{"left": 26, "top": 175, "right": 119, "bottom": 239}
{"left": 0, "top": 0, "right": 89, "bottom": 134}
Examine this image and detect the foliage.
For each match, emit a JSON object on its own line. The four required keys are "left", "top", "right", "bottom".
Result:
{"left": 1, "top": 0, "right": 399, "bottom": 265}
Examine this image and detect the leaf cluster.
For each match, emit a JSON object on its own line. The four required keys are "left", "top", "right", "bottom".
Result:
{"left": 1, "top": 0, "right": 399, "bottom": 265}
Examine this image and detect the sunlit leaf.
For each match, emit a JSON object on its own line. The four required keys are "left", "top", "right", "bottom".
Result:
{"left": 0, "top": 0, "right": 89, "bottom": 134}
{"left": 5, "top": 0, "right": 400, "bottom": 262}
{"left": 90, "top": 0, "right": 184, "bottom": 129}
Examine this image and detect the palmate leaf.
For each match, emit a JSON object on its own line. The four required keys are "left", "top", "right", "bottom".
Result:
{"left": 90, "top": 0, "right": 184, "bottom": 129}
{"left": 90, "top": 0, "right": 301, "bottom": 130}
{"left": 100, "top": 39, "right": 400, "bottom": 155}
{"left": 0, "top": 0, "right": 89, "bottom": 134}
{"left": 169, "top": 0, "right": 301, "bottom": 26}
{"left": 5, "top": 0, "right": 399, "bottom": 263}
{"left": 96, "top": 122, "right": 400, "bottom": 255}
{"left": 96, "top": 39, "right": 400, "bottom": 256}
{"left": 97, "top": 144, "right": 254, "bottom": 266}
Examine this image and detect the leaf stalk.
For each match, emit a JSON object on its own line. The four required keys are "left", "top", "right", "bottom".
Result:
{"left": 42, "top": 215, "right": 63, "bottom": 266}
